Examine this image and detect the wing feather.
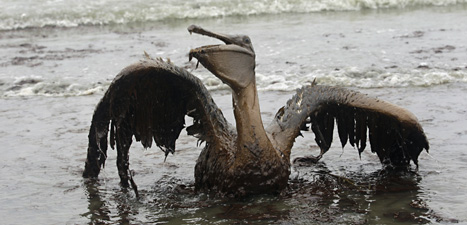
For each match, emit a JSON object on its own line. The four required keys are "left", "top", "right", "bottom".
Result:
{"left": 266, "top": 84, "right": 429, "bottom": 168}
{"left": 83, "top": 58, "right": 230, "bottom": 178}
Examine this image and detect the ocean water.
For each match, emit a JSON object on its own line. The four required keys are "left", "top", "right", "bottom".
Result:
{"left": 2, "top": 0, "right": 466, "bottom": 30}
{"left": 1, "top": 0, "right": 467, "bottom": 224}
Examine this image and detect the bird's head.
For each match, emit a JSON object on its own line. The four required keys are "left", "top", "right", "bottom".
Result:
{"left": 188, "top": 25, "right": 256, "bottom": 90}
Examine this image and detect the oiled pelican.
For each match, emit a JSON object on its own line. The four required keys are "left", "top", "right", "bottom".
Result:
{"left": 83, "top": 25, "right": 429, "bottom": 197}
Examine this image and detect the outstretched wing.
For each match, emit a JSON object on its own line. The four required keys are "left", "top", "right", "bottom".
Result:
{"left": 83, "top": 58, "right": 231, "bottom": 178}
{"left": 266, "top": 84, "right": 429, "bottom": 168}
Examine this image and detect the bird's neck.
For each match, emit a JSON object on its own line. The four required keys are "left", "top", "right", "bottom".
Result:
{"left": 232, "top": 81, "right": 271, "bottom": 156}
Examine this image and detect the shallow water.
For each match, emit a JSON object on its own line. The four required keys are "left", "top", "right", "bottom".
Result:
{"left": 1, "top": 84, "right": 466, "bottom": 224}
{"left": 1, "top": 3, "right": 467, "bottom": 224}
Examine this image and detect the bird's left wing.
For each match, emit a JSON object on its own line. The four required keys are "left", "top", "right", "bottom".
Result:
{"left": 266, "top": 84, "right": 429, "bottom": 168}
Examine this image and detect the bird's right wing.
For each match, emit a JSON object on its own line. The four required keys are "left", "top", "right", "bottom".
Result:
{"left": 83, "top": 58, "right": 232, "bottom": 178}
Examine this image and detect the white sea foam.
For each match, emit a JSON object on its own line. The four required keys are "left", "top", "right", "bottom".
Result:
{"left": 2, "top": 79, "right": 107, "bottom": 97}
{"left": 256, "top": 68, "right": 467, "bottom": 91}
{"left": 1, "top": 0, "right": 466, "bottom": 30}
{"left": 2, "top": 68, "right": 465, "bottom": 97}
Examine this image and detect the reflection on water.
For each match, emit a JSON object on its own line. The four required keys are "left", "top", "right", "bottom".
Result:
{"left": 82, "top": 180, "right": 111, "bottom": 224}
{"left": 83, "top": 179, "right": 142, "bottom": 224}
{"left": 81, "top": 161, "right": 443, "bottom": 224}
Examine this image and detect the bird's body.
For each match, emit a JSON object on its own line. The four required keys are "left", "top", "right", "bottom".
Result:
{"left": 83, "top": 25, "right": 429, "bottom": 197}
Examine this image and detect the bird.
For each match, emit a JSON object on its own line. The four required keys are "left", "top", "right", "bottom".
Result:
{"left": 83, "top": 25, "right": 429, "bottom": 197}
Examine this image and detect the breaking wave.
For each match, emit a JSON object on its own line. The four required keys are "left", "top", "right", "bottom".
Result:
{"left": 1, "top": 0, "right": 466, "bottom": 30}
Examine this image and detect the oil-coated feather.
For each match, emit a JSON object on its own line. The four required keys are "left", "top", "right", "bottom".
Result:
{"left": 83, "top": 58, "right": 231, "bottom": 186}
{"left": 267, "top": 84, "right": 429, "bottom": 169}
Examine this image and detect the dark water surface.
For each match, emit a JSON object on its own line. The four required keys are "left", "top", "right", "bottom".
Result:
{"left": 1, "top": 83, "right": 466, "bottom": 224}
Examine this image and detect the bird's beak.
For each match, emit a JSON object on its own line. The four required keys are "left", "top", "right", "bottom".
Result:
{"left": 188, "top": 25, "right": 255, "bottom": 89}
